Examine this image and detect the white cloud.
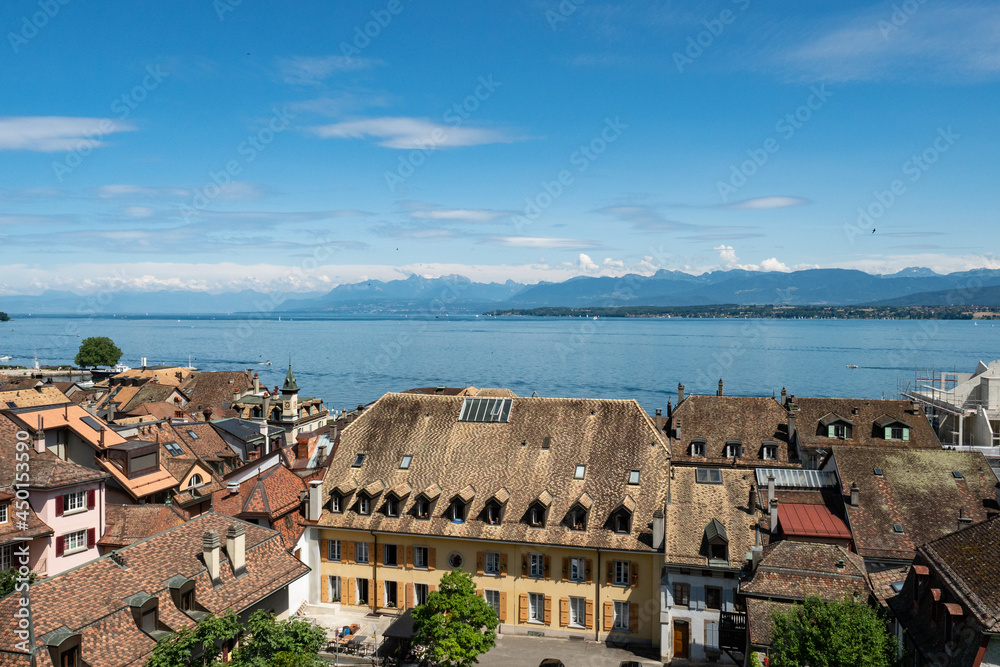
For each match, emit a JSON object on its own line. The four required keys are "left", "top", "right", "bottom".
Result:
{"left": 714, "top": 245, "right": 793, "bottom": 272}
{"left": 123, "top": 206, "right": 155, "bottom": 218}
{"left": 483, "top": 236, "right": 598, "bottom": 249}
{"left": 411, "top": 209, "right": 509, "bottom": 223}
{"left": 0, "top": 116, "right": 135, "bottom": 152}
{"left": 277, "top": 55, "right": 381, "bottom": 85}
{"left": 578, "top": 254, "right": 599, "bottom": 272}
{"left": 311, "top": 117, "right": 520, "bottom": 149}
{"left": 96, "top": 184, "right": 192, "bottom": 199}
{"left": 603, "top": 258, "right": 625, "bottom": 268}
{"left": 725, "top": 196, "right": 809, "bottom": 210}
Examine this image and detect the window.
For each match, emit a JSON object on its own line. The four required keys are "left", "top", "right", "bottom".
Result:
{"left": 833, "top": 424, "right": 848, "bottom": 439}
{"left": 569, "top": 557, "right": 585, "bottom": 582}
{"left": 64, "top": 530, "right": 86, "bottom": 554}
{"left": 187, "top": 430, "right": 199, "bottom": 440}
{"left": 529, "top": 504, "right": 545, "bottom": 527}
{"left": 60, "top": 646, "right": 80, "bottom": 667}
{"left": 673, "top": 583, "right": 690, "bottom": 607}
{"left": 614, "top": 560, "right": 629, "bottom": 586}
{"left": 358, "top": 496, "right": 371, "bottom": 515}
{"left": 485, "top": 501, "right": 502, "bottom": 525}
{"left": 330, "top": 494, "right": 341, "bottom": 513}
{"left": 705, "top": 621, "right": 720, "bottom": 650}
{"left": 762, "top": 443, "right": 778, "bottom": 460}
{"left": 0, "top": 502, "right": 7, "bottom": 524}
{"left": 181, "top": 589, "right": 195, "bottom": 611}
{"left": 710, "top": 543, "right": 728, "bottom": 561}
{"left": 542, "top": 436, "right": 551, "bottom": 449}
{"left": 355, "top": 542, "right": 369, "bottom": 564}
{"left": 528, "top": 593, "right": 544, "bottom": 623}
{"left": 484, "top": 552, "right": 500, "bottom": 575}
{"left": 164, "top": 441, "right": 183, "bottom": 456}
{"left": 383, "top": 544, "right": 398, "bottom": 567}
{"left": 415, "top": 497, "right": 430, "bottom": 519}
{"left": 706, "top": 586, "right": 722, "bottom": 610}
{"left": 399, "top": 455, "right": 412, "bottom": 469}
{"left": 459, "top": 397, "right": 513, "bottom": 423}
{"left": 485, "top": 590, "right": 501, "bottom": 618}
{"left": 724, "top": 441, "right": 741, "bottom": 458}
{"left": 0, "top": 544, "right": 11, "bottom": 571}
{"left": 414, "top": 546, "right": 428, "bottom": 569}
{"left": 690, "top": 440, "right": 706, "bottom": 456}
{"left": 574, "top": 464, "right": 586, "bottom": 480}
{"left": 628, "top": 469, "right": 640, "bottom": 485}
{"left": 64, "top": 491, "right": 86, "bottom": 512}
{"left": 352, "top": 453, "right": 365, "bottom": 467}
{"left": 141, "top": 607, "right": 157, "bottom": 633}
{"left": 449, "top": 552, "right": 464, "bottom": 568}
{"left": 384, "top": 580, "right": 398, "bottom": 607}
{"left": 569, "top": 507, "right": 587, "bottom": 531}
{"left": 613, "top": 509, "right": 631, "bottom": 534}
{"left": 889, "top": 426, "right": 907, "bottom": 440}
{"left": 327, "top": 540, "right": 341, "bottom": 562}
{"left": 696, "top": 468, "right": 723, "bottom": 484}
{"left": 449, "top": 500, "right": 466, "bottom": 522}
{"left": 329, "top": 576, "right": 341, "bottom": 602}
{"left": 613, "top": 601, "right": 628, "bottom": 630}
{"left": 569, "top": 596, "right": 586, "bottom": 627}
{"left": 385, "top": 497, "right": 398, "bottom": 517}
{"left": 356, "top": 578, "right": 369, "bottom": 605}
{"left": 893, "top": 523, "right": 905, "bottom": 534}
{"left": 415, "top": 583, "right": 429, "bottom": 606}
{"left": 529, "top": 553, "right": 544, "bottom": 578}
{"left": 188, "top": 474, "right": 203, "bottom": 489}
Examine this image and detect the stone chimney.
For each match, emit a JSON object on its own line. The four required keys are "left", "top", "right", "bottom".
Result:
{"left": 958, "top": 508, "right": 973, "bottom": 528}
{"left": 678, "top": 383, "right": 685, "bottom": 404}
{"left": 717, "top": 379, "right": 724, "bottom": 397}
{"left": 34, "top": 415, "right": 45, "bottom": 453}
{"left": 262, "top": 395, "right": 271, "bottom": 422}
{"left": 308, "top": 480, "right": 323, "bottom": 522}
{"left": 652, "top": 509, "right": 665, "bottom": 551}
{"left": 767, "top": 475, "right": 776, "bottom": 504}
{"left": 253, "top": 372, "right": 260, "bottom": 393}
{"left": 673, "top": 419, "right": 682, "bottom": 443}
{"left": 780, "top": 387, "right": 787, "bottom": 405}
{"left": 769, "top": 498, "right": 779, "bottom": 536}
{"left": 226, "top": 524, "right": 246, "bottom": 576}
{"left": 749, "top": 483, "right": 757, "bottom": 515}
{"left": 203, "top": 407, "right": 213, "bottom": 422}
{"left": 850, "top": 482, "right": 860, "bottom": 508}
{"left": 203, "top": 530, "right": 221, "bottom": 583}
{"left": 99, "top": 426, "right": 106, "bottom": 447}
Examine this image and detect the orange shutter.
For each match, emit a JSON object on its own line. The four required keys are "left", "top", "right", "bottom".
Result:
{"left": 406, "top": 546, "right": 414, "bottom": 570}
{"left": 559, "top": 597, "right": 569, "bottom": 626}
{"left": 476, "top": 551, "right": 485, "bottom": 575}
{"left": 585, "top": 599, "right": 594, "bottom": 629}
{"left": 376, "top": 545, "right": 384, "bottom": 566}
{"left": 346, "top": 541, "right": 355, "bottom": 564}
{"left": 320, "top": 539, "right": 329, "bottom": 562}
{"left": 543, "top": 555, "right": 551, "bottom": 579}
{"left": 477, "top": 588, "right": 484, "bottom": 597}
{"left": 499, "top": 591, "right": 507, "bottom": 621}
{"left": 320, "top": 576, "right": 329, "bottom": 602}
{"left": 544, "top": 595, "right": 552, "bottom": 625}
{"left": 368, "top": 579, "right": 375, "bottom": 606}
{"left": 428, "top": 547, "right": 436, "bottom": 570}
{"left": 607, "top": 560, "right": 614, "bottom": 585}
{"left": 629, "top": 603, "right": 638, "bottom": 634}
{"left": 500, "top": 553, "right": 508, "bottom": 577}
{"left": 562, "top": 557, "right": 569, "bottom": 582}
{"left": 519, "top": 594, "right": 528, "bottom": 623}
{"left": 376, "top": 581, "right": 384, "bottom": 608}
{"left": 585, "top": 558, "right": 593, "bottom": 583}
{"left": 429, "top": 584, "right": 437, "bottom": 593}
{"left": 405, "top": 583, "right": 414, "bottom": 609}
{"left": 630, "top": 561, "right": 638, "bottom": 588}
{"left": 603, "top": 601, "right": 614, "bottom": 631}
{"left": 345, "top": 577, "right": 355, "bottom": 605}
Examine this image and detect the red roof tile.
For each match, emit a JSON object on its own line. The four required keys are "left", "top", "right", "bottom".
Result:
{"left": 778, "top": 503, "right": 851, "bottom": 539}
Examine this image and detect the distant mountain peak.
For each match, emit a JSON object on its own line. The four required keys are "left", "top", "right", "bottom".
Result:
{"left": 886, "top": 266, "right": 939, "bottom": 278}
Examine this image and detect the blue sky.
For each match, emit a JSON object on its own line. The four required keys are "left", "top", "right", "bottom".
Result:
{"left": 2, "top": 0, "right": 999, "bottom": 294}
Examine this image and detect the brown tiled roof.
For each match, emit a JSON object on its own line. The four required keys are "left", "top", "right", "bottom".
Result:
{"left": 166, "top": 422, "right": 238, "bottom": 462}
{"left": 868, "top": 564, "right": 910, "bottom": 610}
{"left": 746, "top": 598, "right": 795, "bottom": 647}
{"left": 212, "top": 465, "right": 306, "bottom": 549}
{"left": 5, "top": 404, "right": 126, "bottom": 450}
{"left": 117, "top": 383, "right": 187, "bottom": 414}
{"left": 833, "top": 447, "right": 1000, "bottom": 561}
{"left": 108, "top": 366, "right": 193, "bottom": 386}
{"left": 670, "top": 395, "right": 796, "bottom": 467}
{"left": 402, "top": 386, "right": 478, "bottom": 396}
{"left": 98, "top": 503, "right": 186, "bottom": 549}
{"left": 318, "top": 392, "right": 670, "bottom": 552}
{"left": 741, "top": 541, "right": 869, "bottom": 601}
{"left": 664, "top": 467, "right": 762, "bottom": 567}
{"left": 475, "top": 388, "right": 516, "bottom": 397}
{"left": 178, "top": 371, "right": 252, "bottom": 413}
{"left": 919, "top": 516, "right": 1000, "bottom": 631}
{"left": 126, "top": 401, "right": 185, "bottom": 421}
{"left": 0, "top": 385, "right": 71, "bottom": 408}
{"left": 791, "top": 397, "right": 940, "bottom": 450}
{"left": 0, "top": 414, "right": 108, "bottom": 490}
{"left": 0, "top": 512, "right": 309, "bottom": 667}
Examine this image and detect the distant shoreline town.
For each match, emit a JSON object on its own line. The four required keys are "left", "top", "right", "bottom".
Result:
{"left": 485, "top": 304, "right": 1000, "bottom": 319}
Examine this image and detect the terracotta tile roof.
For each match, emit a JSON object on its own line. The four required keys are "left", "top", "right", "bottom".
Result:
{"left": 664, "top": 466, "right": 762, "bottom": 567}
{"left": 402, "top": 386, "right": 478, "bottom": 396}
{"left": 95, "top": 457, "right": 178, "bottom": 501}
{"left": 746, "top": 598, "right": 795, "bottom": 647}
{"left": 670, "top": 395, "right": 796, "bottom": 466}
{"left": 833, "top": 447, "right": 1000, "bottom": 561}
{"left": 741, "top": 541, "right": 869, "bottom": 601}
{"left": 116, "top": 383, "right": 187, "bottom": 414}
{"left": 108, "top": 366, "right": 193, "bottom": 386}
{"left": 0, "top": 414, "right": 108, "bottom": 490}
{"left": 178, "top": 371, "right": 252, "bottom": 413}
{"left": 126, "top": 401, "right": 185, "bottom": 421}
{"left": 791, "top": 397, "right": 940, "bottom": 450}
{"left": 777, "top": 503, "right": 851, "bottom": 539}
{"left": 98, "top": 503, "right": 186, "bottom": 549}
{"left": 212, "top": 465, "right": 306, "bottom": 549}
{"left": 0, "top": 385, "right": 71, "bottom": 408}
{"left": 919, "top": 516, "right": 1000, "bottom": 631}
{"left": 166, "top": 422, "right": 239, "bottom": 462}
{"left": 475, "top": 388, "right": 517, "bottom": 397}
{"left": 5, "top": 404, "right": 126, "bottom": 450}
{"left": 0, "top": 512, "right": 308, "bottom": 667}
{"left": 868, "top": 564, "right": 911, "bottom": 610}
{"left": 318, "top": 392, "right": 670, "bottom": 552}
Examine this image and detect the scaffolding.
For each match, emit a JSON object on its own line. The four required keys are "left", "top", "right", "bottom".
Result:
{"left": 898, "top": 365, "right": 999, "bottom": 452}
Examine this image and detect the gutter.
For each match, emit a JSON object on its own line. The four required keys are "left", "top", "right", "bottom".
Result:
{"left": 595, "top": 548, "right": 601, "bottom": 642}
{"left": 370, "top": 530, "right": 378, "bottom": 614}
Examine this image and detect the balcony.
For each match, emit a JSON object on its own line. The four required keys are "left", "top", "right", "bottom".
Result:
{"left": 719, "top": 611, "right": 747, "bottom": 651}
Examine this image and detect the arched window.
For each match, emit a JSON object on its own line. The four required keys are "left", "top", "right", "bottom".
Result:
{"left": 188, "top": 474, "right": 203, "bottom": 489}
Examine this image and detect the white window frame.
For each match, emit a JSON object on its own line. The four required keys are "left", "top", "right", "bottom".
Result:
{"left": 0, "top": 502, "right": 8, "bottom": 524}
{"left": 329, "top": 575, "right": 341, "bottom": 602}
{"left": 762, "top": 444, "right": 778, "bottom": 460}
{"left": 570, "top": 557, "right": 585, "bottom": 582}
{"left": 705, "top": 620, "right": 720, "bottom": 650}
{"left": 833, "top": 424, "right": 848, "bottom": 439}
{"left": 569, "top": 596, "right": 586, "bottom": 628}
{"left": 415, "top": 497, "right": 430, "bottom": 519}
{"left": 691, "top": 441, "right": 706, "bottom": 456}
{"left": 358, "top": 496, "right": 371, "bottom": 515}
{"left": 484, "top": 551, "right": 500, "bottom": 575}
{"left": 328, "top": 539, "right": 341, "bottom": 562}
{"left": 386, "top": 497, "right": 398, "bottom": 517}
{"left": 528, "top": 592, "right": 544, "bottom": 623}
{"left": 415, "top": 583, "right": 429, "bottom": 606}
{"left": 414, "top": 546, "right": 428, "bottom": 569}
{"left": 613, "top": 600, "right": 628, "bottom": 630}
{"left": 383, "top": 544, "right": 398, "bottom": 567}
{"left": 724, "top": 443, "right": 740, "bottom": 458}
{"left": 355, "top": 541, "right": 369, "bottom": 564}
{"left": 614, "top": 560, "right": 629, "bottom": 586}
{"left": 64, "top": 529, "right": 87, "bottom": 554}
{"left": 64, "top": 491, "right": 86, "bottom": 513}
{"left": 530, "top": 505, "right": 545, "bottom": 527}
{"left": 484, "top": 589, "right": 501, "bottom": 617}
{"left": 529, "top": 553, "right": 544, "bottom": 578}
{"left": 384, "top": 580, "right": 398, "bottom": 607}
{"left": 486, "top": 502, "right": 501, "bottom": 525}
{"left": 331, "top": 495, "right": 341, "bottom": 513}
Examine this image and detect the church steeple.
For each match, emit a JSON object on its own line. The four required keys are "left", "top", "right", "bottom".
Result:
{"left": 281, "top": 358, "right": 299, "bottom": 394}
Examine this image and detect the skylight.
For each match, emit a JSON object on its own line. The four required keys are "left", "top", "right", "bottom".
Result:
{"left": 574, "top": 465, "right": 586, "bottom": 480}
{"left": 353, "top": 453, "right": 366, "bottom": 467}
{"left": 893, "top": 523, "right": 904, "bottom": 533}
{"left": 458, "top": 397, "right": 512, "bottom": 423}
{"left": 400, "top": 455, "right": 412, "bottom": 469}
{"left": 187, "top": 430, "right": 199, "bottom": 440}
{"left": 873, "top": 467, "right": 884, "bottom": 477}
{"left": 696, "top": 468, "right": 723, "bottom": 484}
{"left": 628, "top": 469, "right": 640, "bottom": 485}
{"left": 952, "top": 471, "right": 964, "bottom": 479}
{"left": 164, "top": 442, "right": 183, "bottom": 456}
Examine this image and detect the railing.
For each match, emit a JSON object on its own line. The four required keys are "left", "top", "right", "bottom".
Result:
{"left": 719, "top": 611, "right": 747, "bottom": 650}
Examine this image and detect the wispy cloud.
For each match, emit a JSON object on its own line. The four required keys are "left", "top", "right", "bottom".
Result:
{"left": 595, "top": 204, "right": 694, "bottom": 231}
{"left": 0, "top": 117, "right": 134, "bottom": 152}
{"left": 277, "top": 55, "right": 382, "bottom": 85}
{"left": 724, "top": 196, "right": 809, "bottom": 210}
{"left": 311, "top": 117, "right": 521, "bottom": 149}
{"left": 482, "top": 235, "right": 599, "bottom": 249}
{"left": 411, "top": 208, "right": 510, "bottom": 223}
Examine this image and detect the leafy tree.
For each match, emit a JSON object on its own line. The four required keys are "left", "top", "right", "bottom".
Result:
{"left": 411, "top": 570, "right": 498, "bottom": 667}
{"left": 74, "top": 336, "right": 123, "bottom": 368}
{"left": 769, "top": 597, "right": 898, "bottom": 667}
{"left": 0, "top": 569, "right": 36, "bottom": 598}
{"left": 0, "top": 312, "right": 9, "bottom": 322}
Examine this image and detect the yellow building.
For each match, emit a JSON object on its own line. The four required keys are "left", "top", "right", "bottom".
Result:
{"left": 313, "top": 390, "right": 670, "bottom": 647}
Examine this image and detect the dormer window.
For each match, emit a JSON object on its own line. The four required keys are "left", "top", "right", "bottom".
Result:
{"left": 762, "top": 442, "right": 778, "bottom": 460}
{"left": 449, "top": 500, "right": 466, "bottom": 523}
{"left": 612, "top": 508, "right": 632, "bottom": 534}
{"left": 385, "top": 497, "right": 399, "bottom": 517}
{"left": 690, "top": 439, "right": 706, "bottom": 457}
{"left": 188, "top": 474, "right": 203, "bottom": 489}
{"left": 415, "top": 496, "right": 430, "bottom": 520}
{"left": 568, "top": 506, "right": 588, "bottom": 531}
{"left": 141, "top": 607, "right": 158, "bottom": 633}
{"left": 358, "top": 495, "right": 371, "bottom": 515}
{"left": 485, "top": 501, "right": 502, "bottom": 525}
{"left": 724, "top": 440, "right": 742, "bottom": 458}
{"left": 528, "top": 503, "right": 547, "bottom": 528}
{"left": 705, "top": 518, "right": 729, "bottom": 565}
{"left": 330, "top": 493, "right": 342, "bottom": 513}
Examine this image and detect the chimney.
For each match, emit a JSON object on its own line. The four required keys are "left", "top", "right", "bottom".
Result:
{"left": 226, "top": 524, "right": 246, "bottom": 576}
{"left": 253, "top": 373, "right": 260, "bottom": 393}
{"left": 34, "top": 415, "right": 45, "bottom": 453}
{"left": 673, "top": 419, "right": 682, "bottom": 443}
{"left": 717, "top": 379, "right": 724, "bottom": 397}
{"left": 780, "top": 387, "right": 787, "bottom": 405}
{"left": 958, "top": 508, "right": 973, "bottom": 528}
{"left": 910, "top": 400, "right": 921, "bottom": 414}
{"left": 749, "top": 483, "right": 757, "bottom": 515}
{"left": 655, "top": 408, "right": 662, "bottom": 417}
{"left": 203, "top": 530, "right": 221, "bottom": 583}
{"left": 678, "top": 383, "right": 685, "bottom": 404}
{"left": 308, "top": 480, "right": 323, "bottom": 522}
{"left": 99, "top": 426, "right": 105, "bottom": 447}
{"left": 769, "top": 498, "right": 779, "bottom": 536}
{"left": 767, "top": 475, "right": 776, "bottom": 504}
{"left": 666, "top": 399, "right": 672, "bottom": 420}
{"left": 850, "top": 482, "right": 860, "bottom": 508}
{"left": 262, "top": 395, "right": 271, "bottom": 422}
{"left": 203, "top": 407, "right": 213, "bottom": 422}
{"left": 649, "top": 508, "right": 665, "bottom": 551}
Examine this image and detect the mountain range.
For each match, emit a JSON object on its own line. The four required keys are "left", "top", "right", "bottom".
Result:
{"left": 3, "top": 268, "right": 1000, "bottom": 314}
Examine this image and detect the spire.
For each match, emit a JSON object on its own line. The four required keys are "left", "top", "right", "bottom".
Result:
{"left": 281, "top": 358, "right": 299, "bottom": 393}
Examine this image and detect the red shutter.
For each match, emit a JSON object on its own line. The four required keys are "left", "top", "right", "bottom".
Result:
{"left": 56, "top": 535, "right": 65, "bottom": 557}
{"left": 56, "top": 495, "right": 64, "bottom": 516}
{"left": 87, "top": 528, "right": 96, "bottom": 549}
{"left": 87, "top": 489, "right": 96, "bottom": 510}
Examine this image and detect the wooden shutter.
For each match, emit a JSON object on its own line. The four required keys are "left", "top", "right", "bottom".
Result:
{"left": 903, "top": 428, "right": 910, "bottom": 441}
{"left": 543, "top": 555, "right": 551, "bottom": 579}
{"left": 477, "top": 588, "right": 484, "bottom": 598}
{"left": 585, "top": 558, "right": 593, "bottom": 583}
{"left": 55, "top": 535, "right": 65, "bottom": 556}
{"left": 376, "top": 545, "right": 384, "bottom": 566}
{"left": 428, "top": 547, "right": 436, "bottom": 570}
{"left": 500, "top": 552, "right": 507, "bottom": 577}
{"left": 476, "top": 551, "right": 485, "bottom": 575}
{"left": 406, "top": 546, "right": 414, "bottom": 570}
{"left": 827, "top": 424, "right": 835, "bottom": 437}
{"left": 320, "top": 539, "right": 329, "bottom": 562}
{"left": 405, "top": 583, "right": 414, "bottom": 609}
{"left": 519, "top": 594, "right": 528, "bottom": 623}
{"left": 562, "top": 557, "right": 569, "bottom": 582}
{"left": 376, "top": 581, "right": 384, "bottom": 608}
{"left": 722, "top": 587, "right": 734, "bottom": 612}
{"left": 321, "top": 576, "right": 329, "bottom": 603}
{"left": 606, "top": 560, "right": 614, "bottom": 585}
{"left": 429, "top": 584, "right": 437, "bottom": 593}
{"left": 86, "top": 489, "right": 96, "bottom": 509}
{"left": 630, "top": 561, "right": 638, "bottom": 588}
{"left": 543, "top": 595, "right": 552, "bottom": 625}
{"left": 346, "top": 541, "right": 355, "bottom": 564}
{"left": 345, "top": 578, "right": 355, "bottom": 605}
{"left": 629, "top": 603, "right": 638, "bottom": 634}
{"left": 87, "top": 528, "right": 95, "bottom": 549}
{"left": 368, "top": 579, "right": 375, "bottom": 605}
{"left": 498, "top": 591, "right": 507, "bottom": 621}
{"left": 585, "top": 599, "right": 594, "bottom": 629}
{"left": 559, "top": 597, "right": 569, "bottom": 626}
{"left": 603, "top": 601, "right": 614, "bottom": 631}
{"left": 55, "top": 495, "right": 64, "bottom": 517}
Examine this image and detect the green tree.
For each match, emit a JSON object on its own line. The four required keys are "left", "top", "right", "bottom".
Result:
{"left": 0, "top": 312, "right": 9, "bottom": 322}
{"left": 74, "top": 336, "right": 123, "bottom": 368}
{"left": 0, "top": 569, "right": 36, "bottom": 598}
{"left": 769, "top": 597, "right": 898, "bottom": 667}
{"left": 411, "top": 570, "right": 498, "bottom": 667}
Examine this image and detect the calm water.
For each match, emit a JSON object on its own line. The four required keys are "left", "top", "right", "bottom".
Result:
{"left": 1, "top": 315, "right": 997, "bottom": 414}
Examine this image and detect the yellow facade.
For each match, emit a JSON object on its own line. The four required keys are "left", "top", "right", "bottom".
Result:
{"left": 317, "top": 528, "right": 660, "bottom": 647}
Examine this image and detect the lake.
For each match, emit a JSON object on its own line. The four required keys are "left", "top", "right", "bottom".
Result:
{"left": 1, "top": 315, "right": 997, "bottom": 415}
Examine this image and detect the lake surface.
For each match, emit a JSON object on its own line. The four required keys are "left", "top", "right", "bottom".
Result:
{"left": 1, "top": 315, "right": 997, "bottom": 415}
